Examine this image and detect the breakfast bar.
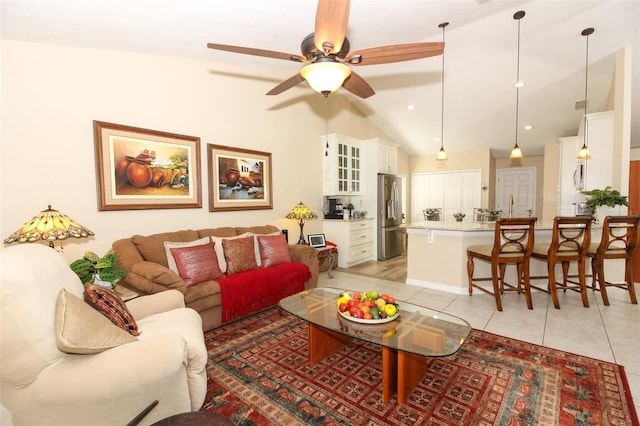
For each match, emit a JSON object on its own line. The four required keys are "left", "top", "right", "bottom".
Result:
{"left": 403, "top": 220, "right": 620, "bottom": 295}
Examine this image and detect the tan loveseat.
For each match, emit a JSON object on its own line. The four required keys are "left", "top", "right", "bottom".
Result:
{"left": 113, "top": 225, "right": 319, "bottom": 331}
{"left": 0, "top": 244, "right": 207, "bottom": 426}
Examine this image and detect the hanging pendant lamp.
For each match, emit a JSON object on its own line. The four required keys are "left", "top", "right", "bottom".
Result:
{"left": 436, "top": 22, "right": 449, "bottom": 161}
{"left": 577, "top": 27, "right": 594, "bottom": 159}
{"left": 509, "top": 11, "right": 525, "bottom": 160}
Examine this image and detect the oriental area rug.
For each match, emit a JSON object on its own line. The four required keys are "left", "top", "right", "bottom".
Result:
{"left": 202, "top": 307, "right": 638, "bottom": 425}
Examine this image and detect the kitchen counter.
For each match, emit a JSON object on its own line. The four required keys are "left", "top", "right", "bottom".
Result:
{"left": 403, "top": 219, "right": 615, "bottom": 294}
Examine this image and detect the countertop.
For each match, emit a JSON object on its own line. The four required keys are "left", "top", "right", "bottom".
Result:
{"left": 402, "top": 220, "right": 554, "bottom": 232}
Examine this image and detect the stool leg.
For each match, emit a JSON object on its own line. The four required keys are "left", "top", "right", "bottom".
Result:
{"left": 624, "top": 257, "right": 638, "bottom": 305}
{"left": 577, "top": 258, "right": 589, "bottom": 307}
{"left": 548, "top": 260, "right": 561, "bottom": 309}
{"left": 491, "top": 262, "right": 503, "bottom": 312}
{"left": 523, "top": 261, "right": 533, "bottom": 310}
{"left": 595, "top": 257, "right": 610, "bottom": 306}
{"left": 467, "top": 255, "right": 474, "bottom": 296}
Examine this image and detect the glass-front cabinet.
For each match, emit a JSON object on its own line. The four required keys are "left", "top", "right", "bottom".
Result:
{"left": 323, "top": 134, "right": 361, "bottom": 195}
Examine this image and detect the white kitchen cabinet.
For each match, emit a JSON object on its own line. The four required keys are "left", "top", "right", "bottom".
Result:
{"left": 411, "top": 170, "right": 481, "bottom": 222}
{"left": 323, "top": 218, "right": 374, "bottom": 268}
{"left": 322, "top": 134, "right": 361, "bottom": 195}
{"left": 558, "top": 111, "right": 614, "bottom": 215}
{"left": 363, "top": 138, "right": 399, "bottom": 174}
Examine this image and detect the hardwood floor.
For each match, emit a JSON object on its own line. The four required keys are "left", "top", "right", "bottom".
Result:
{"left": 335, "top": 254, "right": 407, "bottom": 283}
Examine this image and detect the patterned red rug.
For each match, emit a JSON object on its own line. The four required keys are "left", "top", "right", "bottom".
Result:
{"left": 202, "top": 307, "right": 638, "bottom": 425}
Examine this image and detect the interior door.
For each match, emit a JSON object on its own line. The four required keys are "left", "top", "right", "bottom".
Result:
{"left": 496, "top": 168, "right": 536, "bottom": 217}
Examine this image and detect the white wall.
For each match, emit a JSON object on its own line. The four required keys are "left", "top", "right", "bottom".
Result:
{"left": 0, "top": 40, "right": 389, "bottom": 262}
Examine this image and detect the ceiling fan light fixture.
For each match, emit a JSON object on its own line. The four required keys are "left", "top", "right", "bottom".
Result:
{"left": 300, "top": 62, "right": 351, "bottom": 94}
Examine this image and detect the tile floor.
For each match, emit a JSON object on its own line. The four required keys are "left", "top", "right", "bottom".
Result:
{"left": 319, "top": 270, "right": 640, "bottom": 416}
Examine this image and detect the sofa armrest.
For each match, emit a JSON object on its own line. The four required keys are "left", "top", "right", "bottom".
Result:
{"left": 121, "top": 261, "right": 187, "bottom": 295}
{"left": 10, "top": 335, "right": 194, "bottom": 425}
{"left": 288, "top": 244, "right": 319, "bottom": 289}
{"left": 126, "top": 289, "right": 185, "bottom": 320}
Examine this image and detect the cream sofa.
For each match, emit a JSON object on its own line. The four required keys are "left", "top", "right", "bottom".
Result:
{"left": 0, "top": 244, "right": 208, "bottom": 426}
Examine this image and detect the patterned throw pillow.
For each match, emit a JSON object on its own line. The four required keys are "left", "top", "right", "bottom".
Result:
{"left": 84, "top": 285, "right": 140, "bottom": 336}
{"left": 170, "top": 242, "right": 224, "bottom": 286}
{"left": 257, "top": 234, "right": 292, "bottom": 268}
{"left": 56, "top": 289, "right": 137, "bottom": 354}
{"left": 211, "top": 232, "right": 254, "bottom": 273}
{"left": 222, "top": 236, "right": 258, "bottom": 274}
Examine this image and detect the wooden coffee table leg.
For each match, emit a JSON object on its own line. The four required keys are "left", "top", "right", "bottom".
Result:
{"left": 397, "top": 350, "right": 428, "bottom": 404}
{"left": 382, "top": 346, "right": 398, "bottom": 403}
{"left": 308, "top": 323, "right": 351, "bottom": 364}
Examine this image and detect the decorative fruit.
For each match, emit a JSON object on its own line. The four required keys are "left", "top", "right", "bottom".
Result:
{"left": 338, "top": 303, "right": 349, "bottom": 313}
{"left": 383, "top": 304, "right": 398, "bottom": 317}
{"left": 375, "top": 298, "right": 386, "bottom": 309}
{"left": 365, "top": 290, "right": 379, "bottom": 300}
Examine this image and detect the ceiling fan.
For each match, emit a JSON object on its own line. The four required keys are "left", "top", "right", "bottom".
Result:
{"left": 207, "top": 0, "right": 444, "bottom": 99}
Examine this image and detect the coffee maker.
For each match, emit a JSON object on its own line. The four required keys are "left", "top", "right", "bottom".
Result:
{"left": 324, "top": 197, "right": 344, "bottom": 219}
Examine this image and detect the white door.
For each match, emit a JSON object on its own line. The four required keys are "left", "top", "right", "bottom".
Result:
{"left": 496, "top": 168, "right": 536, "bottom": 217}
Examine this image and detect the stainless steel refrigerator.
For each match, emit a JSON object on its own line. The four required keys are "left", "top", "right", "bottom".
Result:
{"left": 377, "top": 174, "right": 403, "bottom": 260}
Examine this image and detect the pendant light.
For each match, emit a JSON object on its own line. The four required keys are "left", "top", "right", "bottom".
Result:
{"left": 509, "top": 11, "right": 525, "bottom": 160}
{"left": 436, "top": 22, "right": 449, "bottom": 161}
{"left": 577, "top": 27, "right": 594, "bottom": 159}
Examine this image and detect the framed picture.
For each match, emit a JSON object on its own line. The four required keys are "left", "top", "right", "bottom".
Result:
{"left": 308, "top": 233, "right": 327, "bottom": 248}
{"left": 94, "top": 121, "right": 202, "bottom": 210}
{"left": 207, "top": 144, "right": 272, "bottom": 212}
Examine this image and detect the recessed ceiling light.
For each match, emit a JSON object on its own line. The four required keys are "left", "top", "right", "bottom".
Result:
{"left": 524, "top": 125, "right": 533, "bottom": 130}
{"left": 407, "top": 104, "right": 415, "bottom": 110}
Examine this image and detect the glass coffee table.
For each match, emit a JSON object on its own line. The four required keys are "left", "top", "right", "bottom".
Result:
{"left": 278, "top": 287, "right": 471, "bottom": 403}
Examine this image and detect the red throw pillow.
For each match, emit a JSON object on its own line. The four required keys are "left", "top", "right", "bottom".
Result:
{"left": 222, "top": 236, "right": 257, "bottom": 274}
{"left": 170, "top": 242, "right": 224, "bottom": 286}
{"left": 84, "top": 285, "right": 140, "bottom": 336}
{"left": 257, "top": 234, "right": 292, "bottom": 268}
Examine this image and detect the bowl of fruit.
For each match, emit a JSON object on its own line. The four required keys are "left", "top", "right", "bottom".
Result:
{"left": 336, "top": 290, "right": 399, "bottom": 324}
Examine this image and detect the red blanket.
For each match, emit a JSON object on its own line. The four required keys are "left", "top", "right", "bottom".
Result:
{"left": 217, "top": 262, "right": 310, "bottom": 323}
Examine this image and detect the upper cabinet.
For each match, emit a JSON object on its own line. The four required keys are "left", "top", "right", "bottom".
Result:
{"left": 322, "top": 134, "right": 361, "bottom": 195}
{"left": 363, "top": 138, "right": 399, "bottom": 174}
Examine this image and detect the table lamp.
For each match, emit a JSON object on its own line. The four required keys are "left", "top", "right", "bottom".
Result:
{"left": 285, "top": 201, "right": 318, "bottom": 245}
{"left": 3, "top": 205, "right": 94, "bottom": 249}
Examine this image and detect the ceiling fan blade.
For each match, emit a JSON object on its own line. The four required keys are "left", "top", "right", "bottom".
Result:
{"left": 348, "top": 42, "right": 444, "bottom": 66}
{"left": 266, "top": 73, "right": 306, "bottom": 96}
{"left": 207, "top": 43, "right": 306, "bottom": 62}
{"left": 342, "top": 71, "right": 375, "bottom": 99}
{"left": 315, "top": 0, "right": 350, "bottom": 54}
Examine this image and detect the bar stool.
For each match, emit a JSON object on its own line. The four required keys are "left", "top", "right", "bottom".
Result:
{"left": 467, "top": 217, "right": 537, "bottom": 311}
{"left": 530, "top": 216, "right": 592, "bottom": 309}
{"left": 587, "top": 215, "right": 640, "bottom": 306}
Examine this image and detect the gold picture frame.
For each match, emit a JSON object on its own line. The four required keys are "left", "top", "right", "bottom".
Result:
{"left": 94, "top": 121, "right": 202, "bottom": 210}
{"left": 207, "top": 144, "right": 273, "bottom": 212}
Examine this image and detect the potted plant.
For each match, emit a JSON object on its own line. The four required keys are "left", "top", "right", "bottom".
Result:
{"left": 70, "top": 249, "right": 128, "bottom": 288}
{"left": 583, "top": 186, "right": 628, "bottom": 214}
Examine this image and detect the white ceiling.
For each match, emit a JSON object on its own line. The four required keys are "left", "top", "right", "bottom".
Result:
{"left": 2, "top": 0, "right": 638, "bottom": 157}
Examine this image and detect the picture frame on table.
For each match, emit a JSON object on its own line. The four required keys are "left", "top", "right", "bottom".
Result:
{"left": 207, "top": 144, "right": 273, "bottom": 212}
{"left": 308, "top": 233, "right": 327, "bottom": 248}
{"left": 94, "top": 121, "right": 202, "bottom": 211}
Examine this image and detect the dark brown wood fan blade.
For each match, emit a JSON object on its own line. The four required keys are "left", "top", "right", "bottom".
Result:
{"left": 207, "top": 43, "right": 306, "bottom": 62}
{"left": 315, "top": 0, "right": 350, "bottom": 54}
{"left": 342, "top": 71, "right": 375, "bottom": 99}
{"left": 266, "top": 73, "right": 306, "bottom": 95}
{"left": 349, "top": 42, "right": 444, "bottom": 66}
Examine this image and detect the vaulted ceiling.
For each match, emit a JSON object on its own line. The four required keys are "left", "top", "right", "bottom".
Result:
{"left": 2, "top": 0, "right": 638, "bottom": 157}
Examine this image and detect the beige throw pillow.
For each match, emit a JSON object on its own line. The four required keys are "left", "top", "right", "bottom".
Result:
{"left": 55, "top": 289, "right": 137, "bottom": 354}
